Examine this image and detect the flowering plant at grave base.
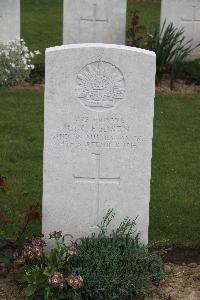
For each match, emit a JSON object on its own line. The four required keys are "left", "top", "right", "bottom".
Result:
{"left": 16, "top": 210, "right": 165, "bottom": 300}
{"left": 0, "top": 38, "right": 41, "bottom": 86}
{"left": 16, "top": 231, "right": 83, "bottom": 300}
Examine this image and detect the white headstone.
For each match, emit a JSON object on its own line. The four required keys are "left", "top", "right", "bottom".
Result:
{"left": 63, "top": 0, "right": 127, "bottom": 44}
{"left": 0, "top": 0, "right": 20, "bottom": 43}
{"left": 161, "top": 0, "right": 200, "bottom": 59}
{"left": 43, "top": 44, "right": 156, "bottom": 246}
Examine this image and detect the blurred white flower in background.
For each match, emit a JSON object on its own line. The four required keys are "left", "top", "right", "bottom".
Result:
{"left": 0, "top": 39, "right": 40, "bottom": 86}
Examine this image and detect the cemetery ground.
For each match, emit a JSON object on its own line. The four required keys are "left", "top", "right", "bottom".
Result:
{"left": 0, "top": 1, "right": 200, "bottom": 299}
{"left": 0, "top": 87, "right": 200, "bottom": 300}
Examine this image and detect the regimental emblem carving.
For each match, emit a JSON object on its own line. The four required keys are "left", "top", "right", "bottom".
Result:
{"left": 76, "top": 61, "right": 125, "bottom": 111}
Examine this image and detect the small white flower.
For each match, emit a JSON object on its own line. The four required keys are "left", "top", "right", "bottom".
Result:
{"left": 10, "top": 62, "right": 15, "bottom": 68}
{"left": 30, "top": 51, "right": 35, "bottom": 58}
{"left": 0, "top": 38, "right": 37, "bottom": 86}
{"left": 34, "top": 50, "right": 41, "bottom": 55}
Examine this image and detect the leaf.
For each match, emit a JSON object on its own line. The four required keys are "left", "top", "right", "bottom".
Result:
{"left": 16, "top": 269, "right": 29, "bottom": 283}
{"left": 3, "top": 248, "right": 13, "bottom": 259}
{"left": 0, "top": 240, "right": 9, "bottom": 248}
{"left": 0, "top": 256, "right": 10, "bottom": 264}
{"left": 43, "top": 269, "right": 52, "bottom": 277}
{"left": 25, "top": 285, "right": 37, "bottom": 297}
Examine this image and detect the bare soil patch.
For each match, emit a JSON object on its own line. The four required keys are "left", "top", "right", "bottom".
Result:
{"left": 145, "top": 263, "right": 200, "bottom": 300}
{"left": 0, "top": 275, "right": 26, "bottom": 300}
{"left": 156, "top": 79, "right": 200, "bottom": 95}
{"left": 12, "top": 82, "right": 44, "bottom": 91}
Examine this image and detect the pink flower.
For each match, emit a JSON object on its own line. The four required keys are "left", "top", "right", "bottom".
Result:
{"left": 68, "top": 245, "right": 77, "bottom": 256}
{"left": 66, "top": 274, "right": 83, "bottom": 289}
{"left": 48, "top": 272, "right": 65, "bottom": 290}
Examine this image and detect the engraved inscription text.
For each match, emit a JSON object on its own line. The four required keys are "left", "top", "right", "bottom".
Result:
{"left": 53, "top": 115, "right": 143, "bottom": 149}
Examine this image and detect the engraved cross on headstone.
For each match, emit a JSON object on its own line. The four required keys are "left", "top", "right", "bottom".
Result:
{"left": 80, "top": 3, "right": 108, "bottom": 41}
{"left": 73, "top": 153, "right": 120, "bottom": 218}
{"left": 181, "top": 5, "right": 200, "bottom": 40}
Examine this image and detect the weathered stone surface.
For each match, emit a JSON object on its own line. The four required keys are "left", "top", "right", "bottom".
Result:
{"left": 0, "top": 0, "right": 20, "bottom": 43}
{"left": 160, "top": 0, "right": 200, "bottom": 59}
{"left": 63, "top": 0, "right": 127, "bottom": 44}
{"left": 43, "top": 44, "right": 155, "bottom": 247}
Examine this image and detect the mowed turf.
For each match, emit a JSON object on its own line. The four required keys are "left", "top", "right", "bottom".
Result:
{"left": 0, "top": 88, "right": 43, "bottom": 238}
{"left": 0, "top": 88, "right": 199, "bottom": 244}
{"left": 21, "top": 0, "right": 161, "bottom": 64}
{"left": 150, "top": 93, "right": 200, "bottom": 244}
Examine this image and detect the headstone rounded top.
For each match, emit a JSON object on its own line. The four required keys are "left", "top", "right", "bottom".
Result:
{"left": 46, "top": 43, "right": 156, "bottom": 57}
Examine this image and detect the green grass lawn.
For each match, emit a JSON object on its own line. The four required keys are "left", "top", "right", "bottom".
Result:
{"left": 0, "top": 88, "right": 43, "bottom": 238}
{"left": 150, "top": 93, "right": 200, "bottom": 244}
{"left": 0, "top": 88, "right": 199, "bottom": 244}
{"left": 21, "top": 0, "right": 161, "bottom": 64}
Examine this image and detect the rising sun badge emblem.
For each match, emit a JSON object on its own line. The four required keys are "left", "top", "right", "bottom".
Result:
{"left": 76, "top": 61, "right": 125, "bottom": 111}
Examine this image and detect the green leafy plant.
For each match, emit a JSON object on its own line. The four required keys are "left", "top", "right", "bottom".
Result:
{"left": 16, "top": 211, "right": 164, "bottom": 300}
{"left": 147, "top": 21, "right": 195, "bottom": 89}
{"left": 16, "top": 232, "right": 83, "bottom": 299}
{"left": 72, "top": 210, "right": 165, "bottom": 300}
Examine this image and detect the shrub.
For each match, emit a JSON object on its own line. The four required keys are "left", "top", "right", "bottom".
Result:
{"left": 73, "top": 210, "right": 165, "bottom": 300}
{"left": 147, "top": 21, "right": 194, "bottom": 89}
{"left": 0, "top": 39, "right": 40, "bottom": 86}
{"left": 16, "top": 211, "right": 164, "bottom": 300}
